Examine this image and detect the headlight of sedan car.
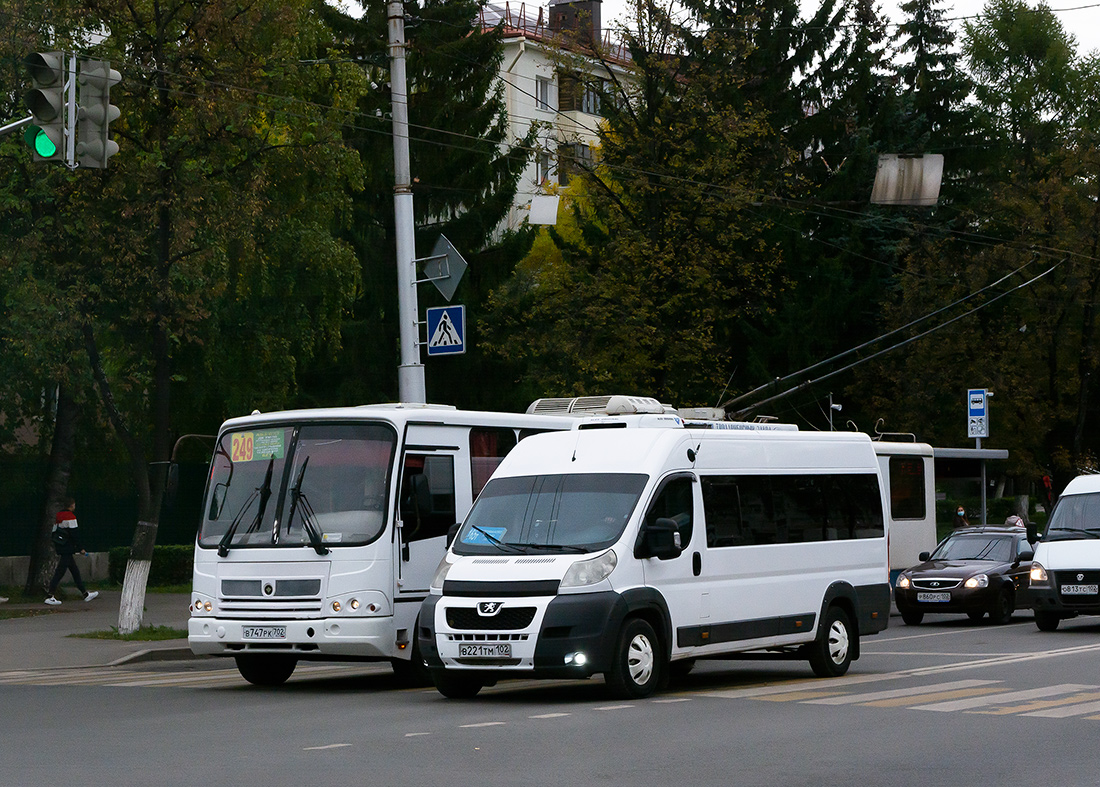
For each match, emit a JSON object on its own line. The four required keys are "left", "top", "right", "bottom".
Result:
{"left": 964, "top": 574, "right": 989, "bottom": 589}
{"left": 896, "top": 574, "right": 910, "bottom": 589}
{"left": 1030, "top": 562, "right": 1048, "bottom": 584}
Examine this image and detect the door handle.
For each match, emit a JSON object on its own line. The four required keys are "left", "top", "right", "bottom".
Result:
{"left": 692, "top": 551, "right": 702, "bottom": 577}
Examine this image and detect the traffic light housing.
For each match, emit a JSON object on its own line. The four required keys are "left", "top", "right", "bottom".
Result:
{"left": 77, "top": 59, "right": 121, "bottom": 169}
{"left": 24, "top": 51, "right": 67, "bottom": 163}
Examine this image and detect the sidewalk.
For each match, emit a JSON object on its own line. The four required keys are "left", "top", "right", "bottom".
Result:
{"left": 0, "top": 589, "right": 199, "bottom": 672}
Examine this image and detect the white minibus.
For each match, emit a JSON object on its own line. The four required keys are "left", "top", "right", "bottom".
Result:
{"left": 420, "top": 411, "right": 892, "bottom": 699}
{"left": 187, "top": 403, "right": 570, "bottom": 685}
{"left": 1029, "top": 473, "right": 1100, "bottom": 630}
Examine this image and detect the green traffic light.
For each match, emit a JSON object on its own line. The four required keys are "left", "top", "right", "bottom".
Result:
{"left": 24, "top": 125, "right": 57, "bottom": 157}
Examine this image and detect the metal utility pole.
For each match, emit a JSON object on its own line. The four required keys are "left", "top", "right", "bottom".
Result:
{"left": 387, "top": 0, "right": 426, "bottom": 404}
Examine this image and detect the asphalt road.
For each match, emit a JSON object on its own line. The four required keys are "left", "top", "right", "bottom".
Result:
{"left": 5, "top": 611, "right": 1100, "bottom": 786}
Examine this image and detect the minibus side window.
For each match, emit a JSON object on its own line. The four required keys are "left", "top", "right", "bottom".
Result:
{"left": 644, "top": 477, "right": 694, "bottom": 548}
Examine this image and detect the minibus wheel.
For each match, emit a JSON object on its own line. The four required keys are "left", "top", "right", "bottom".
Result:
{"left": 1035, "top": 610, "right": 1061, "bottom": 631}
{"left": 235, "top": 654, "right": 297, "bottom": 686}
{"left": 433, "top": 671, "right": 483, "bottom": 699}
{"left": 808, "top": 606, "right": 853, "bottom": 678}
{"left": 605, "top": 618, "right": 662, "bottom": 699}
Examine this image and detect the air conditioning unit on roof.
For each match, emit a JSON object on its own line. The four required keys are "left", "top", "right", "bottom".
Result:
{"left": 526, "top": 395, "right": 668, "bottom": 416}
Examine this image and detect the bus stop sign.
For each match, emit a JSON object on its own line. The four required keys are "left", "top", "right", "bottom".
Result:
{"left": 967, "top": 388, "right": 988, "bottom": 438}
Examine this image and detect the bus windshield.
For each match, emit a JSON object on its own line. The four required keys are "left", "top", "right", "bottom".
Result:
{"left": 453, "top": 473, "right": 648, "bottom": 555}
{"left": 198, "top": 422, "right": 397, "bottom": 549}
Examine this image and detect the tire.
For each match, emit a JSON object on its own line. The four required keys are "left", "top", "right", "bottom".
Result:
{"left": 989, "top": 588, "right": 1015, "bottom": 625}
{"left": 605, "top": 618, "right": 662, "bottom": 699}
{"left": 1035, "top": 610, "right": 1061, "bottom": 631}
{"left": 235, "top": 654, "right": 297, "bottom": 686}
{"left": 967, "top": 610, "right": 986, "bottom": 622}
{"left": 391, "top": 628, "right": 433, "bottom": 687}
{"left": 900, "top": 609, "right": 924, "bottom": 626}
{"left": 808, "top": 606, "right": 853, "bottom": 678}
{"left": 432, "top": 670, "right": 484, "bottom": 699}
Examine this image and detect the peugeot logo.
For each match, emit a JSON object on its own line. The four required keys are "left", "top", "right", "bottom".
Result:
{"left": 477, "top": 601, "right": 503, "bottom": 616}
{"left": 1079, "top": 573, "right": 1086, "bottom": 582}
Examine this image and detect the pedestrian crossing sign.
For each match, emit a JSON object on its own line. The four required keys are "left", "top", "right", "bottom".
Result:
{"left": 426, "top": 305, "right": 466, "bottom": 356}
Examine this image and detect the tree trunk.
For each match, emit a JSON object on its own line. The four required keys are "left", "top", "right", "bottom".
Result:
{"left": 24, "top": 385, "right": 79, "bottom": 595}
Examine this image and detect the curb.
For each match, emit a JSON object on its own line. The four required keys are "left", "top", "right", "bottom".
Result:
{"left": 108, "top": 646, "right": 208, "bottom": 667}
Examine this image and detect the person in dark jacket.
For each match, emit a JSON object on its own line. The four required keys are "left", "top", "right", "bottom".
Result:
{"left": 44, "top": 498, "right": 99, "bottom": 605}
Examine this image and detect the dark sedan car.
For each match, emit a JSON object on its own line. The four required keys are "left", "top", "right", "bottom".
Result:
{"left": 894, "top": 526, "right": 1034, "bottom": 625}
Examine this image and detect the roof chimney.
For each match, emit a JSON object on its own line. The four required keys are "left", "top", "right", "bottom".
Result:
{"left": 549, "top": 0, "right": 602, "bottom": 46}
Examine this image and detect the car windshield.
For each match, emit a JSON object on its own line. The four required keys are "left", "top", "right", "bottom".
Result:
{"left": 454, "top": 473, "right": 648, "bottom": 555}
{"left": 198, "top": 422, "right": 396, "bottom": 549}
{"left": 1044, "top": 492, "right": 1100, "bottom": 541}
{"left": 931, "top": 534, "right": 1013, "bottom": 562}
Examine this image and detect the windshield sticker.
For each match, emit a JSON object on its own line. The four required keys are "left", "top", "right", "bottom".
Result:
{"left": 462, "top": 527, "right": 507, "bottom": 545}
{"left": 231, "top": 430, "right": 285, "bottom": 462}
{"left": 322, "top": 533, "right": 342, "bottom": 543}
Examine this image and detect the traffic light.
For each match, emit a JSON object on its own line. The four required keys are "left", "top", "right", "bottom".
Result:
{"left": 24, "top": 51, "right": 67, "bottom": 163}
{"left": 76, "top": 59, "right": 121, "bottom": 169}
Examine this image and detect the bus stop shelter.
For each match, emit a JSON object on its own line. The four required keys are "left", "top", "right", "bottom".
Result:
{"left": 933, "top": 446, "right": 1010, "bottom": 525}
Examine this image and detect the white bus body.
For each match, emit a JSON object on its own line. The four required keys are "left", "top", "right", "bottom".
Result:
{"left": 873, "top": 442, "right": 936, "bottom": 570}
{"left": 187, "top": 403, "right": 569, "bottom": 685}
{"left": 420, "top": 419, "right": 892, "bottom": 699}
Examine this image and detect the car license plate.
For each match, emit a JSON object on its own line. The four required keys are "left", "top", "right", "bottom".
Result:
{"left": 242, "top": 626, "right": 287, "bottom": 639}
{"left": 1062, "top": 584, "right": 1099, "bottom": 595}
{"left": 459, "top": 643, "right": 512, "bottom": 659}
{"left": 916, "top": 592, "right": 951, "bottom": 602}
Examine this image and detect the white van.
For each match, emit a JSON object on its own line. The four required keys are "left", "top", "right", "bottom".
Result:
{"left": 419, "top": 416, "right": 892, "bottom": 699}
{"left": 1029, "top": 473, "right": 1100, "bottom": 631}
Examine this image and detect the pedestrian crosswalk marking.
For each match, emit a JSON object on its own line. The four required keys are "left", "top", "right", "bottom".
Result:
{"left": 911, "top": 683, "right": 1097, "bottom": 712}
{"left": 862, "top": 686, "right": 1005, "bottom": 708}
{"left": 804, "top": 679, "right": 999, "bottom": 705}
{"left": 1024, "top": 698, "right": 1100, "bottom": 718}
{"left": 972, "top": 691, "right": 1100, "bottom": 716}
{"left": 755, "top": 689, "right": 850, "bottom": 702}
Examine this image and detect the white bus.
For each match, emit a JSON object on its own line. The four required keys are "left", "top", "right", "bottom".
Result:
{"left": 420, "top": 402, "right": 892, "bottom": 699}
{"left": 873, "top": 441, "right": 937, "bottom": 571}
{"left": 187, "top": 403, "right": 571, "bottom": 685}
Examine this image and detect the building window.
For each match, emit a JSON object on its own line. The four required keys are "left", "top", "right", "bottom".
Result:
{"left": 557, "top": 143, "right": 592, "bottom": 187}
{"left": 535, "top": 148, "right": 553, "bottom": 184}
{"left": 535, "top": 76, "right": 553, "bottom": 112}
{"left": 581, "top": 79, "right": 602, "bottom": 115}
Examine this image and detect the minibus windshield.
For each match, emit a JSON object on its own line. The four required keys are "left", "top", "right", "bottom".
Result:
{"left": 454, "top": 473, "right": 648, "bottom": 555}
{"left": 198, "top": 423, "right": 397, "bottom": 549}
{"left": 1044, "top": 492, "right": 1100, "bottom": 541}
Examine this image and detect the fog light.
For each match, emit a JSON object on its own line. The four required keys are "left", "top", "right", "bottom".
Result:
{"left": 564, "top": 651, "right": 587, "bottom": 666}
{"left": 332, "top": 600, "right": 342, "bottom": 613}
{"left": 350, "top": 598, "right": 360, "bottom": 610}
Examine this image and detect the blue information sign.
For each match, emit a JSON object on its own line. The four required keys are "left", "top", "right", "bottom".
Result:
{"left": 426, "top": 305, "right": 466, "bottom": 356}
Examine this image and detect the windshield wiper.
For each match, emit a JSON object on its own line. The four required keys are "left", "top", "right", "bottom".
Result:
{"left": 505, "top": 541, "right": 588, "bottom": 554}
{"left": 1047, "top": 527, "right": 1100, "bottom": 540}
{"left": 286, "top": 457, "right": 330, "bottom": 556}
{"left": 468, "top": 525, "right": 525, "bottom": 554}
{"left": 218, "top": 454, "right": 275, "bottom": 557}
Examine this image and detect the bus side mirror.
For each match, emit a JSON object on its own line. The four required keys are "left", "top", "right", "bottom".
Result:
{"left": 635, "top": 518, "right": 683, "bottom": 560}
{"left": 165, "top": 463, "right": 180, "bottom": 509}
{"left": 1027, "top": 524, "right": 1038, "bottom": 544}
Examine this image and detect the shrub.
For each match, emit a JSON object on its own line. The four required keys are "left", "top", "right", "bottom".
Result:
{"left": 108, "top": 545, "right": 193, "bottom": 587}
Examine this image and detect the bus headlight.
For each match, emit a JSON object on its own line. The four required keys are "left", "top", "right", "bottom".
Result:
{"left": 561, "top": 550, "right": 617, "bottom": 588}
{"left": 332, "top": 600, "right": 342, "bottom": 613}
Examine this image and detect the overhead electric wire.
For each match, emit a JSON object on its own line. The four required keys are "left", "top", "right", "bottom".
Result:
{"left": 727, "top": 258, "right": 1066, "bottom": 419}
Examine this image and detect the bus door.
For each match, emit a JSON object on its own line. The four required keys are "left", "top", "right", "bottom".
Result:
{"left": 395, "top": 446, "right": 459, "bottom": 603}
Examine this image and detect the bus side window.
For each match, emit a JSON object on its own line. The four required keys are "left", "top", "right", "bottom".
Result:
{"left": 400, "top": 454, "right": 456, "bottom": 542}
{"left": 470, "top": 428, "right": 518, "bottom": 500}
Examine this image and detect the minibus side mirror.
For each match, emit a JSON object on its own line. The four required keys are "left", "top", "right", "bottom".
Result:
{"left": 635, "top": 517, "right": 683, "bottom": 560}
{"left": 918, "top": 551, "right": 931, "bottom": 562}
{"left": 446, "top": 522, "right": 461, "bottom": 548}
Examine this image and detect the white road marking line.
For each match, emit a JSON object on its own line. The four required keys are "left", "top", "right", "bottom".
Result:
{"left": 459, "top": 722, "right": 507, "bottom": 728}
{"left": 803, "top": 679, "right": 1001, "bottom": 705}
{"left": 594, "top": 704, "right": 634, "bottom": 711}
{"left": 911, "top": 684, "right": 1098, "bottom": 712}
{"left": 404, "top": 732, "right": 432, "bottom": 737}
{"left": 1024, "top": 699, "right": 1100, "bottom": 718}
{"left": 303, "top": 743, "right": 352, "bottom": 750}
{"left": 652, "top": 698, "right": 692, "bottom": 703}
{"left": 529, "top": 713, "right": 571, "bottom": 718}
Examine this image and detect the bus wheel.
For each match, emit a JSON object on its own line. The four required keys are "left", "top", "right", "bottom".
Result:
{"left": 605, "top": 618, "right": 662, "bottom": 699}
{"left": 808, "top": 606, "right": 853, "bottom": 678}
{"left": 391, "top": 629, "right": 432, "bottom": 687}
{"left": 432, "top": 670, "right": 483, "bottom": 699}
{"left": 235, "top": 654, "right": 297, "bottom": 686}
{"left": 1035, "top": 610, "right": 1061, "bottom": 631}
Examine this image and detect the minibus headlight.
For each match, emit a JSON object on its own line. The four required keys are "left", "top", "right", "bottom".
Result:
{"left": 561, "top": 550, "right": 617, "bottom": 589}
{"left": 964, "top": 574, "right": 988, "bottom": 589}
{"left": 1030, "top": 562, "right": 1048, "bottom": 584}
{"left": 430, "top": 559, "right": 454, "bottom": 591}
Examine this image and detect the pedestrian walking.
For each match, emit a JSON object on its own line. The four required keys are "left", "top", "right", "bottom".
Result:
{"left": 44, "top": 498, "right": 99, "bottom": 606}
